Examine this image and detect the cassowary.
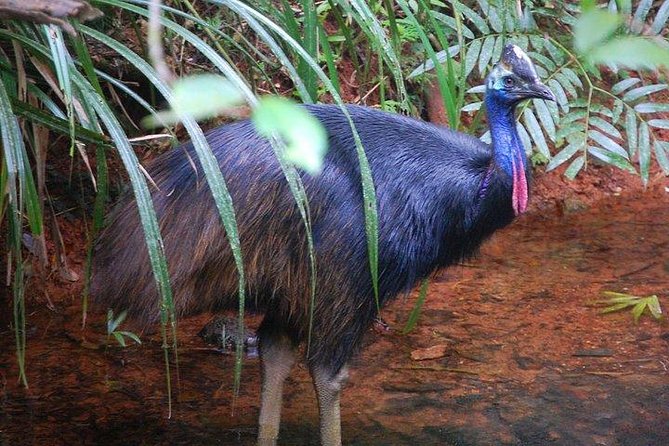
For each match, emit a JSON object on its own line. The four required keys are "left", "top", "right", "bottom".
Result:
{"left": 92, "top": 44, "right": 555, "bottom": 446}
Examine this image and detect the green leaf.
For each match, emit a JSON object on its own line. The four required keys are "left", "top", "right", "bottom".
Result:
{"left": 478, "top": 36, "right": 495, "bottom": 76}
{"left": 465, "top": 39, "right": 482, "bottom": 78}
{"left": 462, "top": 102, "right": 482, "bottom": 112}
{"left": 574, "top": 9, "right": 621, "bottom": 52}
{"left": 407, "top": 45, "right": 460, "bottom": 78}
{"left": 516, "top": 122, "right": 532, "bottom": 155}
{"left": 252, "top": 97, "right": 327, "bottom": 175}
{"left": 455, "top": 1, "right": 489, "bottom": 34}
{"left": 478, "top": 0, "right": 503, "bottom": 32}
{"left": 431, "top": 11, "right": 475, "bottom": 39}
{"left": 565, "top": 155, "right": 585, "bottom": 179}
{"left": 589, "top": 116, "right": 621, "bottom": 139}
{"left": 631, "top": 0, "right": 653, "bottom": 33}
{"left": 523, "top": 108, "right": 550, "bottom": 158}
{"left": 587, "top": 146, "right": 636, "bottom": 173}
{"left": 562, "top": 68, "right": 583, "bottom": 89}
{"left": 554, "top": 73, "right": 577, "bottom": 99}
{"left": 651, "top": 0, "right": 669, "bottom": 35}
{"left": 611, "top": 99, "right": 624, "bottom": 125}
{"left": 634, "top": 103, "right": 669, "bottom": 113}
{"left": 646, "top": 295, "right": 663, "bottom": 320}
{"left": 402, "top": 279, "right": 429, "bottom": 334}
{"left": 118, "top": 331, "right": 142, "bottom": 345}
{"left": 631, "top": 302, "right": 646, "bottom": 324}
{"left": 625, "top": 108, "right": 637, "bottom": 156}
{"left": 648, "top": 119, "right": 669, "bottom": 130}
{"left": 562, "top": 110, "right": 587, "bottom": 124}
{"left": 588, "top": 130, "right": 628, "bottom": 159}
{"left": 144, "top": 75, "right": 245, "bottom": 126}
{"left": 529, "top": 34, "right": 544, "bottom": 52}
{"left": 533, "top": 99, "right": 556, "bottom": 142}
{"left": 546, "top": 141, "right": 582, "bottom": 171}
{"left": 638, "top": 122, "right": 650, "bottom": 185}
{"left": 556, "top": 122, "right": 585, "bottom": 140}
{"left": 113, "top": 332, "right": 127, "bottom": 347}
{"left": 527, "top": 52, "right": 556, "bottom": 71}
{"left": 548, "top": 79, "right": 569, "bottom": 112}
{"left": 623, "top": 84, "right": 668, "bottom": 102}
{"left": 590, "top": 38, "right": 669, "bottom": 70}
{"left": 654, "top": 141, "right": 669, "bottom": 175}
{"left": 611, "top": 77, "right": 640, "bottom": 95}
{"left": 491, "top": 34, "right": 504, "bottom": 65}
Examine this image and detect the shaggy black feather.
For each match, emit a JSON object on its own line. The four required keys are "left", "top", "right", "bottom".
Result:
{"left": 92, "top": 104, "right": 519, "bottom": 374}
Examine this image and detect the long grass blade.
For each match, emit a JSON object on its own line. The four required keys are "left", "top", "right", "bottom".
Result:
{"left": 0, "top": 78, "right": 28, "bottom": 387}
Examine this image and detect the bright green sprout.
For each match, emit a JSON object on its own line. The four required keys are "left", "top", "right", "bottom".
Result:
{"left": 592, "top": 291, "right": 663, "bottom": 324}
{"left": 107, "top": 309, "right": 142, "bottom": 347}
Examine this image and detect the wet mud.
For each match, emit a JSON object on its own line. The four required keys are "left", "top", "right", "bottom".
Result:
{"left": 1, "top": 183, "right": 668, "bottom": 446}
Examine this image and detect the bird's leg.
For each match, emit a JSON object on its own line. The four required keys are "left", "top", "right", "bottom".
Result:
{"left": 257, "top": 332, "right": 296, "bottom": 446}
{"left": 310, "top": 365, "right": 349, "bottom": 446}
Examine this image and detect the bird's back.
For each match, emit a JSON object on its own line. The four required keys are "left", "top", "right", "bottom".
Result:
{"left": 92, "top": 105, "right": 499, "bottom": 327}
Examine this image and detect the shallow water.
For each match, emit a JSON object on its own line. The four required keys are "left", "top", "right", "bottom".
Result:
{"left": 1, "top": 185, "right": 668, "bottom": 445}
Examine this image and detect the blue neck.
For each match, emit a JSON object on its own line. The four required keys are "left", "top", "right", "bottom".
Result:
{"left": 485, "top": 95, "right": 526, "bottom": 177}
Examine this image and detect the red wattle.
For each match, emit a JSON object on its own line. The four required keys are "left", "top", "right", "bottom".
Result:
{"left": 511, "top": 152, "right": 528, "bottom": 216}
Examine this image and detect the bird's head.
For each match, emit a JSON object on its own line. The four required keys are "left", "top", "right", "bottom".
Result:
{"left": 485, "top": 44, "right": 556, "bottom": 105}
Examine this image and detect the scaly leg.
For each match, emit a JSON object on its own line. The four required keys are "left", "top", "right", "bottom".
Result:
{"left": 311, "top": 365, "right": 349, "bottom": 446}
{"left": 257, "top": 332, "right": 296, "bottom": 446}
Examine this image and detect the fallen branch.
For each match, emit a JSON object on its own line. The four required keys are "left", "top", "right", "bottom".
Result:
{"left": 0, "top": 0, "right": 102, "bottom": 35}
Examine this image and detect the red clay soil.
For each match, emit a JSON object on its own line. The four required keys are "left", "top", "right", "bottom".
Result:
{"left": 1, "top": 165, "right": 668, "bottom": 445}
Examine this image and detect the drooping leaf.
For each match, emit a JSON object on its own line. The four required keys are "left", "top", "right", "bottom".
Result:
{"left": 554, "top": 72, "right": 577, "bottom": 99}
{"left": 623, "top": 84, "right": 668, "bottom": 102}
{"left": 591, "top": 39, "right": 669, "bottom": 70}
{"left": 651, "top": 0, "right": 669, "bottom": 35}
{"left": 516, "top": 122, "right": 533, "bottom": 155}
{"left": 561, "top": 68, "right": 583, "bottom": 89}
{"left": 589, "top": 116, "right": 622, "bottom": 139}
{"left": 588, "top": 146, "right": 636, "bottom": 172}
{"left": 455, "top": 1, "right": 490, "bottom": 34}
{"left": 635, "top": 103, "right": 669, "bottom": 113}
{"left": 648, "top": 119, "right": 669, "bottom": 130}
{"left": 588, "top": 129, "right": 628, "bottom": 159}
{"left": 478, "top": 0, "right": 503, "bottom": 32}
{"left": 523, "top": 108, "right": 550, "bottom": 158}
{"left": 556, "top": 122, "right": 585, "bottom": 140}
{"left": 611, "top": 99, "right": 624, "bottom": 125}
{"left": 631, "top": 0, "right": 653, "bottom": 33}
{"left": 144, "top": 75, "right": 245, "bottom": 126}
{"left": 564, "top": 155, "right": 585, "bottom": 179}
{"left": 654, "top": 141, "right": 669, "bottom": 175}
{"left": 638, "top": 122, "right": 650, "bottom": 185}
{"left": 625, "top": 107, "right": 637, "bottom": 155}
{"left": 478, "top": 36, "right": 495, "bottom": 76}
{"left": 533, "top": 98, "right": 556, "bottom": 142}
{"left": 574, "top": 9, "right": 621, "bottom": 52}
{"left": 462, "top": 102, "right": 482, "bottom": 112}
{"left": 611, "top": 77, "right": 640, "bottom": 95}
{"left": 252, "top": 97, "right": 327, "bottom": 175}
{"left": 464, "top": 39, "right": 482, "bottom": 79}
{"left": 546, "top": 141, "right": 582, "bottom": 171}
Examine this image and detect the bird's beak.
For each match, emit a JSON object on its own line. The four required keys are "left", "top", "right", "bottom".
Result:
{"left": 522, "top": 82, "right": 556, "bottom": 101}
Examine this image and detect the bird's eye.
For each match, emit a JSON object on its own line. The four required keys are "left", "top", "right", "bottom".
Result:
{"left": 503, "top": 77, "right": 515, "bottom": 88}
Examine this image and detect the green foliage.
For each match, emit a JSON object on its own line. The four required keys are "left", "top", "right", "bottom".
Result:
{"left": 144, "top": 74, "right": 245, "bottom": 125}
{"left": 252, "top": 96, "right": 328, "bottom": 174}
{"left": 591, "top": 291, "right": 664, "bottom": 323}
{"left": 107, "top": 310, "right": 142, "bottom": 347}
{"left": 413, "top": 0, "right": 669, "bottom": 181}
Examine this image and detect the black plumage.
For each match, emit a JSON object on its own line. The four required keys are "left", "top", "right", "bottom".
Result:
{"left": 92, "top": 45, "right": 555, "bottom": 446}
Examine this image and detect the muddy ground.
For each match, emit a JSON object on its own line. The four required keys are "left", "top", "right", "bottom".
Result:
{"left": 0, "top": 168, "right": 668, "bottom": 446}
